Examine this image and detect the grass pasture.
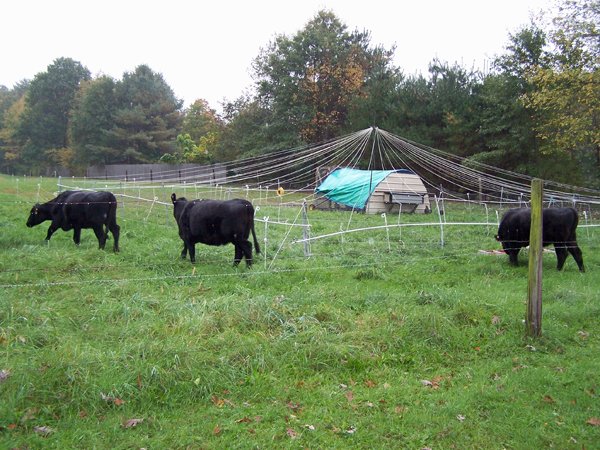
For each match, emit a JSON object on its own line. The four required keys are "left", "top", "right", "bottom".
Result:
{"left": 1, "top": 175, "right": 599, "bottom": 449}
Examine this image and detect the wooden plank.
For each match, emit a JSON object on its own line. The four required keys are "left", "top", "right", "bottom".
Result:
{"left": 527, "top": 178, "right": 544, "bottom": 337}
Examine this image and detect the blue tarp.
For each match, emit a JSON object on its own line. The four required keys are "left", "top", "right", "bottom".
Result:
{"left": 315, "top": 167, "right": 413, "bottom": 209}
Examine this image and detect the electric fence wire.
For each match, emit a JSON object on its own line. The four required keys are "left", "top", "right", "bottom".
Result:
{"left": 77, "top": 127, "right": 600, "bottom": 207}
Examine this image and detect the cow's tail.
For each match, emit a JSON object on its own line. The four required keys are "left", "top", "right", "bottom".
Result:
{"left": 569, "top": 207, "right": 579, "bottom": 239}
{"left": 107, "top": 195, "right": 118, "bottom": 230}
{"left": 251, "top": 220, "right": 261, "bottom": 255}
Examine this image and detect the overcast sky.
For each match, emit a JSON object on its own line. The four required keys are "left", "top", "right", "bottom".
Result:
{"left": 2, "top": 0, "right": 553, "bottom": 111}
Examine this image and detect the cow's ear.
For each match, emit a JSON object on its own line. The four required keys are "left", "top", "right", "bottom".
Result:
{"left": 171, "top": 193, "right": 177, "bottom": 204}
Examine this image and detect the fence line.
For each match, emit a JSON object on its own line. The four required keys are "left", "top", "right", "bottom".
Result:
{"left": 0, "top": 261, "right": 381, "bottom": 289}
{"left": 54, "top": 179, "right": 600, "bottom": 258}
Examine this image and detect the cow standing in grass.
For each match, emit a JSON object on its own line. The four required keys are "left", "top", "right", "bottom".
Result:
{"left": 171, "top": 193, "right": 260, "bottom": 266}
{"left": 495, "top": 207, "right": 584, "bottom": 272}
{"left": 26, "top": 190, "right": 120, "bottom": 252}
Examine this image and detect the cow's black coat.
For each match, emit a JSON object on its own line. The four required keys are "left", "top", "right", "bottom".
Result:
{"left": 171, "top": 193, "right": 260, "bottom": 266}
{"left": 495, "top": 207, "right": 584, "bottom": 271}
{"left": 27, "top": 190, "right": 120, "bottom": 251}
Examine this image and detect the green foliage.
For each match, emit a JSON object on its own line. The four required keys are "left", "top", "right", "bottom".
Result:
{"left": 253, "top": 10, "right": 386, "bottom": 143}
{"left": 180, "top": 133, "right": 214, "bottom": 164}
{"left": 495, "top": 26, "right": 548, "bottom": 79}
{"left": 160, "top": 133, "right": 214, "bottom": 164}
{"left": 345, "top": 47, "right": 404, "bottom": 131}
{"left": 419, "top": 61, "right": 485, "bottom": 157}
{"left": 526, "top": 69, "right": 599, "bottom": 155}
{"left": 182, "top": 99, "right": 223, "bottom": 142}
{"left": 1, "top": 176, "right": 599, "bottom": 448}
{"left": 0, "top": 80, "right": 29, "bottom": 131}
{"left": 176, "top": 133, "right": 198, "bottom": 160}
{"left": 0, "top": 92, "right": 26, "bottom": 173}
{"left": 69, "top": 76, "right": 120, "bottom": 167}
{"left": 549, "top": 0, "right": 599, "bottom": 71}
{"left": 473, "top": 72, "right": 541, "bottom": 173}
{"left": 470, "top": 26, "right": 552, "bottom": 178}
{"left": 217, "top": 95, "right": 281, "bottom": 160}
{"left": 106, "top": 65, "right": 183, "bottom": 163}
{"left": 518, "top": 0, "right": 600, "bottom": 185}
{"left": 17, "top": 58, "right": 90, "bottom": 173}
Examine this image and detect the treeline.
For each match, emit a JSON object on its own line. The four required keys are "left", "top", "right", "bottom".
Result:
{"left": 0, "top": 1, "right": 598, "bottom": 186}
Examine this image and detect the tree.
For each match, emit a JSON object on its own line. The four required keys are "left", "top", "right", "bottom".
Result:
{"left": 0, "top": 80, "right": 29, "bottom": 173}
{"left": 253, "top": 10, "right": 383, "bottom": 143}
{"left": 0, "top": 95, "right": 26, "bottom": 173}
{"left": 182, "top": 99, "right": 224, "bottom": 141}
{"left": 180, "top": 98, "right": 223, "bottom": 161}
{"left": 494, "top": 26, "right": 548, "bottom": 80}
{"left": 470, "top": 27, "right": 548, "bottom": 175}
{"left": 216, "top": 95, "right": 277, "bottom": 161}
{"left": 526, "top": 69, "right": 599, "bottom": 162}
{"left": 550, "top": 0, "right": 599, "bottom": 71}
{"left": 424, "top": 60, "right": 485, "bottom": 157}
{"left": 69, "top": 76, "right": 120, "bottom": 167}
{"left": 345, "top": 46, "right": 404, "bottom": 133}
{"left": 160, "top": 132, "right": 213, "bottom": 164}
{"left": 383, "top": 61, "right": 484, "bottom": 160}
{"left": 17, "top": 57, "right": 90, "bottom": 173}
{"left": 523, "top": 0, "right": 600, "bottom": 184}
{"left": 178, "top": 132, "right": 212, "bottom": 163}
{"left": 107, "top": 65, "right": 183, "bottom": 163}
{"left": 0, "top": 80, "right": 29, "bottom": 129}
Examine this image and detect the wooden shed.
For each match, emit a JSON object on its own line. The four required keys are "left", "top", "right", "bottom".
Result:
{"left": 314, "top": 167, "right": 431, "bottom": 214}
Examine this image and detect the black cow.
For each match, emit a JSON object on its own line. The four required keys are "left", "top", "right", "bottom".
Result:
{"left": 171, "top": 193, "right": 260, "bottom": 266}
{"left": 27, "top": 190, "right": 120, "bottom": 252}
{"left": 495, "top": 207, "right": 584, "bottom": 272}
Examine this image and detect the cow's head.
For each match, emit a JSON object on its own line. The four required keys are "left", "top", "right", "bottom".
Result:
{"left": 26, "top": 203, "right": 44, "bottom": 227}
{"left": 171, "top": 193, "right": 188, "bottom": 205}
{"left": 171, "top": 193, "right": 188, "bottom": 221}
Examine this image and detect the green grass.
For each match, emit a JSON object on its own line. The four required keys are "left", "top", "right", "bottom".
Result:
{"left": 1, "top": 175, "right": 599, "bottom": 449}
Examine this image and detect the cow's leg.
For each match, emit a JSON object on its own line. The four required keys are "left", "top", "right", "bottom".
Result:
{"left": 93, "top": 225, "right": 107, "bottom": 249}
{"left": 73, "top": 227, "right": 82, "bottom": 246}
{"left": 45, "top": 223, "right": 59, "bottom": 241}
{"left": 241, "top": 240, "right": 253, "bottom": 267}
{"left": 180, "top": 243, "right": 188, "bottom": 259}
{"left": 187, "top": 242, "right": 196, "bottom": 263}
{"left": 554, "top": 244, "right": 569, "bottom": 270}
{"left": 233, "top": 244, "right": 243, "bottom": 267}
{"left": 567, "top": 242, "right": 585, "bottom": 272}
{"left": 109, "top": 223, "right": 120, "bottom": 252}
{"left": 507, "top": 249, "right": 520, "bottom": 266}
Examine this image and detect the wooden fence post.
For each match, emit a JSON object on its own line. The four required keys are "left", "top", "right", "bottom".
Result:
{"left": 527, "top": 178, "right": 544, "bottom": 337}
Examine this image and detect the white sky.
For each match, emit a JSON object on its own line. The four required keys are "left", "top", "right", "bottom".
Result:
{"left": 1, "top": 0, "right": 553, "bottom": 111}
